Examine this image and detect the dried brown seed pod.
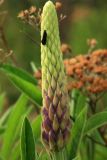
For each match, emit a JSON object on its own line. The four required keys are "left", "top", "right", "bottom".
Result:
{"left": 55, "top": 2, "right": 62, "bottom": 10}
{"left": 61, "top": 43, "right": 72, "bottom": 54}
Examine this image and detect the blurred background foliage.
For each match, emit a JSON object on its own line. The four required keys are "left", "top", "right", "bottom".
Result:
{"left": 0, "top": 0, "right": 107, "bottom": 104}
{"left": 0, "top": 1, "right": 107, "bottom": 160}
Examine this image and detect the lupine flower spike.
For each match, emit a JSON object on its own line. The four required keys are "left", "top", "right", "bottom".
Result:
{"left": 41, "top": 1, "right": 71, "bottom": 152}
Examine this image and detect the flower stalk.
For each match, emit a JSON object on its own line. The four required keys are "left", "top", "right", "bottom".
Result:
{"left": 41, "top": 0, "right": 71, "bottom": 155}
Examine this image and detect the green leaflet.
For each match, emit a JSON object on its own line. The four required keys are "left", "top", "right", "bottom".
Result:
{"left": 0, "top": 107, "right": 12, "bottom": 126}
{"left": 67, "top": 106, "right": 87, "bottom": 160}
{"left": 0, "top": 64, "right": 37, "bottom": 85}
{"left": 9, "top": 106, "right": 34, "bottom": 160}
{"left": 72, "top": 157, "right": 79, "bottom": 160}
{"left": 32, "top": 115, "right": 42, "bottom": 141}
{"left": 20, "top": 117, "right": 35, "bottom": 160}
{"left": 70, "top": 89, "right": 87, "bottom": 118}
{"left": 8, "top": 74, "right": 42, "bottom": 106}
{"left": 0, "top": 64, "right": 42, "bottom": 106}
{"left": 11, "top": 142, "right": 20, "bottom": 160}
{"left": 84, "top": 111, "right": 107, "bottom": 134}
{"left": 95, "top": 145, "right": 107, "bottom": 159}
{"left": 0, "top": 93, "right": 6, "bottom": 113}
{"left": 0, "top": 125, "right": 6, "bottom": 135}
{"left": 74, "top": 93, "right": 86, "bottom": 117}
{"left": 10, "top": 116, "right": 42, "bottom": 160}
{"left": 1, "top": 94, "right": 28, "bottom": 159}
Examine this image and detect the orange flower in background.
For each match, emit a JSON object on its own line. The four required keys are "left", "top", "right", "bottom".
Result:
{"left": 55, "top": 2, "right": 62, "bottom": 10}
{"left": 64, "top": 49, "right": 107, "bottom": 93}
{"left": 34, "top": 49, "right": 107, "bottom": 94}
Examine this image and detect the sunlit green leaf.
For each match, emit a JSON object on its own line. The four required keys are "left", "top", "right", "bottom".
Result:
{"left": 1, "top": 94, "right": 28, "bottom": 159}
{"left": 68, "top": 106, "right": 87, "bottom": 160}
{"left": 32, "top": 115, "right": 42, "bottom": 141}
{"left": 21, "top": 117, "right": 35, "bottom": 160}
{"left": 75, "top": 93, "right": 86, "bottom": 117}
{"left": 70, "top": 89, "right": 86, "bottom": 119}
{"left": 0, "top": 107, "right": 12, "bottom": 126}
{"left": 0, "top": 64, "right": 37, "bottom": 85}
{"left": 0, "top": 93, "right": 5, "bottom": 113}
{"left": 10, "top": 142, "right": 20, "bottom": 160}
{"left": 0, "top": 125, "right": 6, "bottom": 135}
{"left": 0, "top": 64, "right": 42, "bottom": 106}
{"left": 9, "top": 106, "right": 34, "bottom": 160}
{"left": 84, "top": 111, "right": 107, "bottom": 134}
{"left": 9, "top": 74, "right": 42, "bottom": 106}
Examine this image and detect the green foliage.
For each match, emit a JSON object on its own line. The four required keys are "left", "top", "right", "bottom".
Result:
{"left": 0, "top": 93, "right": 6, "bottom": 113}
{"left": 0, "top": 125, "right": 6, "bottom": 134}
{"left": 1, "top": 94, "right": 28, "bottom": 159}
{"left": 68, "top": 106, "right": 87, "bottom": 160}
{"left": 70, "top": 89, "right": 87, "bottom": 118}
{"left": 21, "top": 117, "right": 35, "bottom": 160}
{"left": 0, "top": 64, "right": 42, "bottom": 106}
{"left": 0, "top": 107, "right": 12, "bottom": 126}
{"left": 0, "top": 64, "right": 37, "bottom": 85}
{"left": 0, "top": 1, "right": 107, "bottom": 160}
{"left": 84, "top": 111, "right": 107, "bottom": 134}
{"left": 32, "top": 115, "right": 42, "bottom": 141}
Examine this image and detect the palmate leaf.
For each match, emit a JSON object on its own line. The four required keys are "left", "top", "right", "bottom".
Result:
{"left": 67, "top": 106, "right": 87, "bottom": 160}
{"left": 21, "top": 117, "right": 35, "bottom": 160}
{"left": 84, "top": 111, "right": 107, "bottom": 134}
{"left": 1, "top": 94, "right": 28, "bottom": 159}
{"left": 0, "top": 64, "right": 42, "bottom": 106}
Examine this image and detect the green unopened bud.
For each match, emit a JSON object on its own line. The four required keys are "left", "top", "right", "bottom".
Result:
{"left": 57, "top": 102, "right": 62, "bottom": 118}
{"left": 61, "top": 118, "right": 67, "bottom": 130}
{"left": 53, "top": 92, "right": 59, "bottom": 107}
{"left": 57, "top": 130, "right": 64, "bottom": 149}
{"left": 49, "top": 131, "right": 56, "bottom": 150}
{"left": 48, "top": 86, "right": 53, "bottom": 99}
{"left": 49, "top": 104, "right": 54, "bottom": 121}
{"left": 53, "top": 114, "right": 59, "bottom": 131}
{"left": 51, "top": 76, "right": 57, "bottom": 90}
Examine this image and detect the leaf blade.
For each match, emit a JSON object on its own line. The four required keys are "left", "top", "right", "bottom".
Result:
{"left": 0, "top": 93, "right": 6, "bottom": 113}
{"left": 32, "top": 115, "right": 42, "bottom": 141}
{"left": 9, "top": 74, "right": 42, "bottom": 106}
{"left": 1, "top": 94, "right": 28, "bottom": 159}
{"left": 84, "top": 111, "right": 107, "bottom": 134}
{"left": 21, "top": 117, "right": 35, "bottom": 160}
{"left": 0, "top": 64, "right": 37, "bottom": 85}
{"left": 0, "top": 64, "right": 42, "bottom": 106}
{"left": 68, "top": 106, "right": 87, "bottom": 160}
